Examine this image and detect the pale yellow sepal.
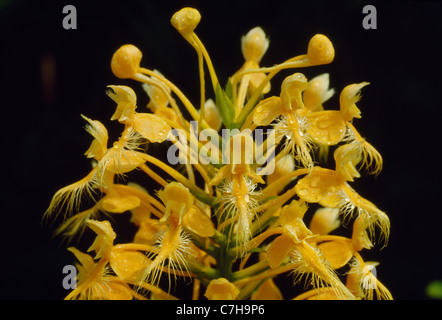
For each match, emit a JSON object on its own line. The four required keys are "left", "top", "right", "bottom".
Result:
{"left": 309, "top": 207, "right": 340, "bottom": 235}
{"left": 133, "top": 113, "right": 171, "bottom": 143}
{"left": 302, "top": 73, "right": 335, "bottom": 113}
{"left": 339, "top": 82, "right": 370, "bottom": 121}
{"left": 110, "top": 249, "right": 150, "bottom": 282}
{"left": 182, "top": 205, "right": 215, "bottom": 237}
{"left": 104, "top": 149, "right": 147, "bottom": 175}
{"left": 101, "top": 188, "right": 141, "bottom": 213}
{"left": 241, "top": 27, "right": 269, "bottom": 63}
{"left": 252, "top": 96, "right": 284, "bottom": 126}
{"left": 107, "top": 85, "right": 137, "bottom": 123}
{"left": 251, "top": 278, "right": 283, "bottom": 300}
{"left": 266, "top": 234, "right": 293, "bottom": 269}
{"left": 306, "top": 111, "right": 347, "bottom": 145}
{"left": 318, "top": 241, "right": 354, "bottom": 269}
{"left": 82, "top": 115, "right": 108, "bottom": 161}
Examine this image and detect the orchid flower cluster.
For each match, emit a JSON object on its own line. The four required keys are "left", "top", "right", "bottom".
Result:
{"left": 45, "top": 7, "right": 392, "bottom": 300}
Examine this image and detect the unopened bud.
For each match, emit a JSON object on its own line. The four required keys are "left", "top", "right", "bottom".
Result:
{"left": 241, "top": 27, "right": 269, "bottom": 63}
{"left": 111, "top": 44, "right": 142, "bottom": 79}
{"left": 307, "top": 34, "right": 335, "bottom": 65}
{"left": 171, "top": 7, "right": 201, "bottom": 35}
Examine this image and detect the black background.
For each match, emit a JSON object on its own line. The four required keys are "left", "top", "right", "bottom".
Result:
{"left": 0, "top": 0, "right": 441, "bottom": 300}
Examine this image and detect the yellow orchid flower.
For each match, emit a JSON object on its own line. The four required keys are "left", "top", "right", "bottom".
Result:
{"left": 253, "top": 73, "right": 315, "bottom": 168}
{"left": 47, "top": 7, "right": 391, "bottom": 301}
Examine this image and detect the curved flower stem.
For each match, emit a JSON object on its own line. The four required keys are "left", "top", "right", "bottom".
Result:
{"left": 229, "top": 227, "right": 283, "bottom": 258}
{"left": 306, "top": 234, "right": 353, "bottom": 245}
{"left": 189, "top": 33, "right": 220, "bottom": 93}
{"left": 260, "top": 168, "right": 309, "bottom": 199}
{"left": 232, "top": 259, "right": 269, "bottom": 282}
{"left": 254, "top": 186, "right": 298, "bottom": 214}
{"left": 135, "top": 69, "right": 212, "bottom": 132}
{"left": 141, "top": 153, "right": 216, "bottom": 205}
{"left": 234, "top": 55, "right": 310, "bottom": 127}
{"left": 111, "top": 183, "right": 165, "bottom": 218}
{"left": 129, "top": 280, "right": 180, "bottom": 300}
{"left": 139, "top": 163, "right": 168, "bottom": 187}
{"left": 233, "top": 263, "right": 293, "bottom": 288}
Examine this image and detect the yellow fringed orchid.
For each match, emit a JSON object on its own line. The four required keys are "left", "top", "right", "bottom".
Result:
{"left": 47, "top": 6, "right": 391, "bottom": 301}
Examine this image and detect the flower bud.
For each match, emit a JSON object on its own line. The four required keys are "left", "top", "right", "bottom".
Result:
{"left": 202, "top": 99, "right": 222, "bottom": 131}
{"left": 171, "top": 7, "right": 201, "bottom": 35}
{"left": 307, "top": 34, "right": 335, "bottom": 65}
{"left": 111, "top": 44, "right": 142, "bottom": 79}
{"left": 241, "top": 27, "right": 269, "bottom": 63}
{"left": 303, "top": 73, "right": 335, "bottom": 112}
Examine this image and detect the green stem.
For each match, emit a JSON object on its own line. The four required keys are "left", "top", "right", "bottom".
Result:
{"left": 232, "top": 259, "right": 269, "bottom": 282}
{"left": 188, "top": 260, "right": 218, "bottom": 283}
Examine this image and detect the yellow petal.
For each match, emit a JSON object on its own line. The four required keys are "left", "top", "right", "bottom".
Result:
{"left": 86, "top": 219, "right": 116, "bottom": 240}
{"left": 204, "top": 278, "right": 240, "bottom": 300}
{"left": 266, "top": 234, "right": 293, "bottom": 269}
{"left": 183, "top": 205, "right": 215, "bottom": 237}
{"left": 67, "top": 247, "right": 95, "bottom": 270}
{"left": 82, "top": 115, "right": 109, "bottom": 160}
{"left": 352, "top": 216, "right": 374, "bottom": 251}
{"left": 266, "top": 154, "right": 295, "bottom": 187}
{"left": 252, "top": 96, "right": 284, "bottom": 126}
{"left": 318, "top": 241, "right": 354, "bottom": 269}
{"left": 306, "top": 111, "right": 347, "bottom": 145}
{"left": 158, "top": 182, "right": 194, "bottom": 223}
{"left": 85, "top": 220, "right": 116, "bottom": 258}
{"left": 302, "top": 73, "right": 334, "bottom": 113}
{"left": 95, "top": 280, "right": 134, "bottom": 300}
{"left": 249, "top": 72, "right": 271, "bottom": 95}
{"left": 309, "top": 207, "right": 340, "bottom": 235}
{"left": 154, "top": 106, "right": 180, "bottom": 126}
{"left": 133, "top": 113, "right": 171, "bottom": 143}
{"left": 251, "top": 278, "right": 283, "bottom": 300}
{"left": 280, "top": 200, "right": 309, "bottom": 223}
{"left": 110, "top": 249, "right": 149, "bottom": 283}
{"left": 134, "top": 219, "right": 166, "bottom": 245}
{"left": 334, "top": 142, "right": 365, "bottom": 182}
{"left": 104, "top": 149, "right": 147, "bottom": 174}
{"left": 294, "top": 167, "right": 338, "bottom": 203}
{"left": 202, "top": 99, "right": 222, "bottom": 131}
{"left": 101, "top": 189, "right": 141, "bottom": 213}
{"left": 142, "top": 73, "right": 171, "bottom": 111}
{"left": 295, "top": 287, "right": 343, "bottom": 300}
{"left": 107, "top": 85, "right": 137, "bottom": 123}
{"left": 339, "top": 82, "right": 369, "bottom": 121}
